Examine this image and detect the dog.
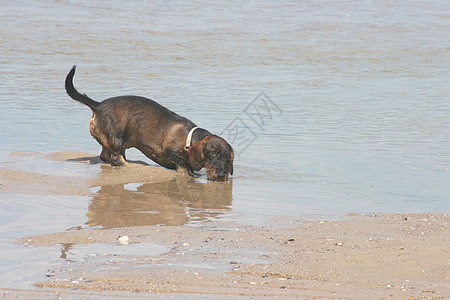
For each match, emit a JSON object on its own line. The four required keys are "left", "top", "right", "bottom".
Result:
{"left": 65, "top": 66, "right": 234, "bottom": 181}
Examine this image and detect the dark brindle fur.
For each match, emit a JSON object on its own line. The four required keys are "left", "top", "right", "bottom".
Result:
{"left": 65, "top": 66, "right": 234, "bottom": 181}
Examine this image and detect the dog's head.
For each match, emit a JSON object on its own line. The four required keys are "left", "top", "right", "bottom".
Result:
{"left": 188, "top": 135, "right": 234, "bottom": 181}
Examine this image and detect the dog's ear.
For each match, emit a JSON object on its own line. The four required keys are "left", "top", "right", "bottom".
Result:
{"left": 188, "top": 139, "right": 206, "bottom": 171}
{"left": 229, "top": 149, "right": 234, "bottom": 175}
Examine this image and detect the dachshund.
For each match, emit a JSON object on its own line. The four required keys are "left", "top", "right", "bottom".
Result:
{"left": 65, "top": 66, "right": 234, "bottom": 181}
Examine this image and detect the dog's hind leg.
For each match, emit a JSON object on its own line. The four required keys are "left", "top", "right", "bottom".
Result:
{"left": 107, "top": 143, "right": 128, "bottom": 166}
{"left": 99, "top": 146, "right": 112, "bottom": 163}
{"left": 110, "top": 153, "right": 128, "bottom": 166}
{"left": 108, "top": 138, "right": 128, "bottom": 167}
{"left": 90, "top": 115, "right": 128, "bottom": 166}
{"left": 96, "top": 137, "right": 128, "bottom": 166}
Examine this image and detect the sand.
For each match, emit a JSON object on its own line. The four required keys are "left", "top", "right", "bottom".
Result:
{"left": 1, "top": 151, "right": 449, "bottom": 299}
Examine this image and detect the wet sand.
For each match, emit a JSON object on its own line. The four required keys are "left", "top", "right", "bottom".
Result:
{"left": 1, "top": 152, "right": 449, "bottom": 299}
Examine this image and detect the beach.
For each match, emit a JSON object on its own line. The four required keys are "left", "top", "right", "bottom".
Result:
{"left": 1, "top": 152, "right": 448, "bottom": 299}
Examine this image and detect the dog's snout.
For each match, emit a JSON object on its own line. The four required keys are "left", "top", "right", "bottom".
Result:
{"left": 207, "top": 171, "right": 228, "bottom": 181}
{"left": 216, "top": 165, "right": 229, "bottom": 180}
{"left": 206, "top": 159, "right": 231, "bottom": 181}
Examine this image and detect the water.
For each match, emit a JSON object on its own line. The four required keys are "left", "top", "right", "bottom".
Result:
{"left": 1, "top": 0, "right": 449, "bottom": 240}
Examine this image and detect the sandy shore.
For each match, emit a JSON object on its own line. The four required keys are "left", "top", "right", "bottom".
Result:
{"left": 10, "top": 213, "right": 448, "bottom": 299}
{"left": 1, "top": 151, "right": 449, "bottom": 299}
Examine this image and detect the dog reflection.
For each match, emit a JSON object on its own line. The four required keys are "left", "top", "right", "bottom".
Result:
{"left": 86, "top": 176, "right": 233, "bottom": 228}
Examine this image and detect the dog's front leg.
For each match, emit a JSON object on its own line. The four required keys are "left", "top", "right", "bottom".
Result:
{"left": 168, "top": 151, "right": 194, "bottom": 176}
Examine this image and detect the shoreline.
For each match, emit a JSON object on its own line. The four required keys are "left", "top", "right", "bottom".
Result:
{"left": 4, "top": 213, "right": 448, "bottom": 299}
{"left": 0, "top": 151, "right": 448, "bottom": 298}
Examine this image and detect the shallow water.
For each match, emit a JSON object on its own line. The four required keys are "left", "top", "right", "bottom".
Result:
{"left": 1, "top": 0, "right": 450, "bottom": 288}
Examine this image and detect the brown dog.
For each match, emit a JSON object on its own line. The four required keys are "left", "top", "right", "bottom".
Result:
{"left": 65, "top": 66, "right": 234, "bottom": 181}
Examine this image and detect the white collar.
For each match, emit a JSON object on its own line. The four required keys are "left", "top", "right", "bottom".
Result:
{"left": 185, "top": 127, "right": 199, "bottom": 150}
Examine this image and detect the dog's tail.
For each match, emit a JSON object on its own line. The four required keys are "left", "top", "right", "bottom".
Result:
{"left": 65, "top": 65, "right": 100, "bottom": 111}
